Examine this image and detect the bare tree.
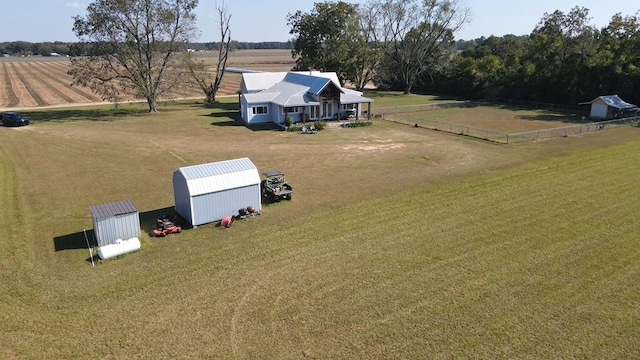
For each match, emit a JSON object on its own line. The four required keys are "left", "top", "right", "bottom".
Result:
{"left": 372, "top": 0, "right": 470, "bottom": 94}
{"left": 352, "top": 1, "right": 386, "bottom": 90}
{"left": 188, "top": 1, "right": 231, "bottom": 104}
{"left": 69, "top": 0, "right": 199, "bottom": 112}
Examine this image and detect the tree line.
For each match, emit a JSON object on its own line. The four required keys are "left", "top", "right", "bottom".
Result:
{"left": 428, "top": 8, "right": 640, "bottom": 106}
{"left": 289, "top": 1, "right": 640, "bottom": 106}
{"left": 0, "top": 41, "right": 293, "bottom": 56}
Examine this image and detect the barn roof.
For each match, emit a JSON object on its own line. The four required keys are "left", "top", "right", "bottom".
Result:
{"left": 175, "top": 157, "right": 260, "bottom": 196}
{"left": 90, "top": 199, "right": 138, "bottom": 219}
{"left": 582, "top": 95, "right": 637, "bottom": 109}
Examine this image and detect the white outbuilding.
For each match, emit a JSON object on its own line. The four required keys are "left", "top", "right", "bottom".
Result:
{"left": 173, "top": 157, "right": 262, "bottom": 227}
{"left": 580, "top": 95, "right": 638, "bottom": 119}
{"left": 90, "top": 199, "right": 141, "bottom": 247}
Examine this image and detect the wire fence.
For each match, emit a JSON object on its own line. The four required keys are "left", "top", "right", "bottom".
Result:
{"left": 506, "top": 117, "right": 640, "bottom": 143}
{"left": 373, "top": 98, "right": 586, "bottom": 115}
{"left": 384, "top": 117, "right": 509, "bottom": 143}
{"left": 374, "top": 100, "right": 639, "bottom": 144}
{"left": 373, "top": 100, "right": 491, "bottom": 115}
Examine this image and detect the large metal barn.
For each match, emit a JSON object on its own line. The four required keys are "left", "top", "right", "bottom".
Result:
{"left": 172, "top": 157, "right": 262, "bottom": 227}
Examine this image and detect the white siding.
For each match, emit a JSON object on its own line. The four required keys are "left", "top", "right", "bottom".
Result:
{"left": 590, "top": 103, "right": 608, "bottom": 119}
{"left": 191, "top": 185, "right": 260, "bottom": 226}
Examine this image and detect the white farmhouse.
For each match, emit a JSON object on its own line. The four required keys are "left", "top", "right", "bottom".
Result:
{"left": 238, "top": 71, "right": 373, "bottom": 126}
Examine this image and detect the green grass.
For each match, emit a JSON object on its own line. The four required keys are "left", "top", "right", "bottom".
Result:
{"left": 1, "top": 96, "right": 639, "bottom": 359}
{"left": 363, "top": 90, "right": 461, "bottom": 108}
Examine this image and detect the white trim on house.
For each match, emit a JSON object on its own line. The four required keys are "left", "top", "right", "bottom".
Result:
{"left": 239, "top": 71, "right": 373, "bottom": 125}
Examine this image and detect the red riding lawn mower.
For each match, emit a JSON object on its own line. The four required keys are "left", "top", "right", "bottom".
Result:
{"left": 152, "top": 213, "right": 182, "bottom": 237}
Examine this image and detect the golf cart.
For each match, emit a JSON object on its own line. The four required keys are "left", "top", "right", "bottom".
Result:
{"left": 261, "top": 171, "right": 293, "bottom": 202}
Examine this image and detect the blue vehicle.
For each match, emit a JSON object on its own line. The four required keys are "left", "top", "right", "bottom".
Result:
{"left": 1, "top": 112, "right": 29, "bottom": 126}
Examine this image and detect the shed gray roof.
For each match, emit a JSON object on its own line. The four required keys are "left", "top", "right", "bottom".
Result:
{"left": 90, "top": 199, "right": 138, "bottom": 219}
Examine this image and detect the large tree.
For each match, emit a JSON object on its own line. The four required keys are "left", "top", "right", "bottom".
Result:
{"left": 526, "top": 6, "right": 599, "bottom": 103}
{"left": 69, "top": 0, "right": 199, "bottom": 112}
{"left": 287, "top": 1, "right": 367, "bottom": 86}
{"left": 597, "top": 12, "right": 640, "bottom": 102}
{"left": 372, "top": 0, "right": 470, "bottom": 94}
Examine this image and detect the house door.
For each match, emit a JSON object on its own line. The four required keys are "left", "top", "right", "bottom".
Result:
{"left": 322, "top": 101, "right": 332, "bottom": 119}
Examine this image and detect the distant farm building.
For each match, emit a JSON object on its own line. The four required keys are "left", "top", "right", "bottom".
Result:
{"left": 90, "top": 199, "right": 141, "bottom": 246}
{"left": 581, "top": 95, "right": 639, "bottom": 120}
{"left": 173, "top": 157, "right": 262, "bottom": 227}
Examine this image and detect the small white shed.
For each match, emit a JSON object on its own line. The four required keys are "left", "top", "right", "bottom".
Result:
{"left": 90, "top": 199, "right": 141, "bottom": 247}
{"left": 581, "top": 95, "right": 638, "bottom": 119}
{"left": 173, "top": 157, "right": 262, "bottom": 227}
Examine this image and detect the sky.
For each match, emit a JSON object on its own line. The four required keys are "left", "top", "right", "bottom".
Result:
{"left": 0, "top": 1, "right": 638, "bottom": 43}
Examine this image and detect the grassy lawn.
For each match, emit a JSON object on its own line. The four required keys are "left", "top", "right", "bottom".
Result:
{"left": 1, "top": 95, "right": 639, "bottom": 359}
{"left": 381, "top": 104, "right": 587, "bottom": 133}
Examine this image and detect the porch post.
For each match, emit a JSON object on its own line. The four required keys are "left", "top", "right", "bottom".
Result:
{"left": 367, "top": 102, "right": 371, "bottom": 120}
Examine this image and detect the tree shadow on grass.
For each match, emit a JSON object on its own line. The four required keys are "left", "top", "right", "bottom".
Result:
{"left": 515, "top": 113, "right": 587, "bottom": 124}
{"left": 23, "top": 106, "right": 148, "bottom": 124}
{"left": 203, "top": 101, "right": 239, "bottom": 111}
{"left": 204, "top": 100, "right": 243, "bottom": 126}
{"left": 204, "top": 110, "right": 242, "bottom": 126}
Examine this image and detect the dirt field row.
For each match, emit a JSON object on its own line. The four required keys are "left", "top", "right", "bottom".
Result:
{"left": 0, "top": 50, "right": 295, "bottom": 110}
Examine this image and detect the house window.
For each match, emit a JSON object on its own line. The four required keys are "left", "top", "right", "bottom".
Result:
{"left": 284, "top": 106, "right": 298, "bottom": 113}
{"left": 252, "top": 106, "right": 268, "bottom": 115}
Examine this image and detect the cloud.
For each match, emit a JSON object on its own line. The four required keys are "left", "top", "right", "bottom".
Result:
{"left": 64, "top": 2, "right": 84, "bottom": 8}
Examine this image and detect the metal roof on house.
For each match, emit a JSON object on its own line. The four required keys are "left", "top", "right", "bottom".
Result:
{"left": 243, "top": 92, "right": 280, "bottom": 103}
{"left": 281, "top": 72, "right": 342, "bottom": 95}
{"left": 175, "top": 157, "right": 261, "bottom": 196}
{"left": 342, "top": 89, "right": 373, "bottom": 104}
{"left": 583, "top": 95, "right": 637, "bottom": 109}
{"left": 241, "top": 72, "right": 288, "bottom": 93}
{"left": 90, "top": 199, "right": 138, "bottom": 219}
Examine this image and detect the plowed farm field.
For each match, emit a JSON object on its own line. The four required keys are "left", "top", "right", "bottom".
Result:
{"left": 0, "top": 49, "right": 295, "bottom": 110}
